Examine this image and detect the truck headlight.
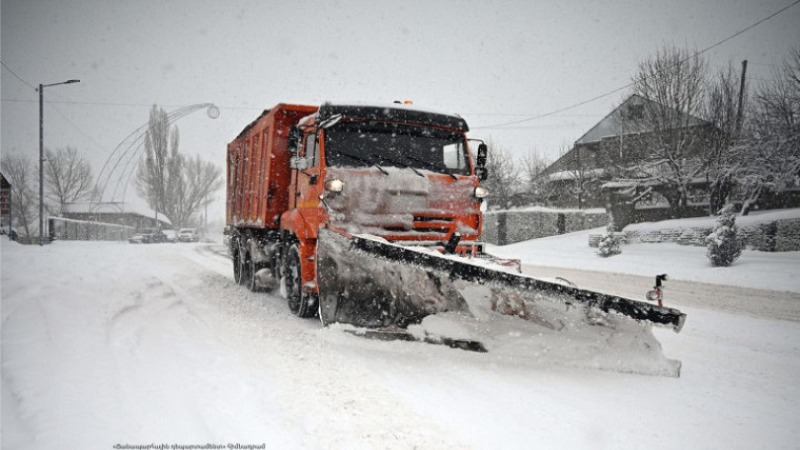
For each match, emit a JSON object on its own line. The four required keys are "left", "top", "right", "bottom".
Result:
{"left": 325, "top": 178, "right": 345, "bottom": 193}
{"left": 474, "top": 186, "right": 489, "bottom": 199}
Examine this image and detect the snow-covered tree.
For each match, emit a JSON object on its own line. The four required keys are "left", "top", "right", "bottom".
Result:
{"left": 626, "top": 46, "right": 713, "bottom": 216}
{"left": 735, "top": 48, "right": 800, "bottom": 215}
{"left": 704, "top": 63, "right": 748, "bottom": 214}
{"left": 706, "top": 205, "right": 742, "bottom": 267}
{"left": 597, "top": 219, "right": 622, "bottom": 258}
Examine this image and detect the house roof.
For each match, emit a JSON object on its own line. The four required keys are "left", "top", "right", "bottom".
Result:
{"left": 63, "top": 202, "right": 172, "bottom": 225}
{"left": 574, "top": 94, "right": 709, "bottom": 145}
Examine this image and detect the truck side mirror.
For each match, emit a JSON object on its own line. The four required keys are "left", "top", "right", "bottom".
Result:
{"left": 476, "top": 143, "right": 488, "bottom": 168}
{"left": 475, "top": 167, "right": 489, "bottom": 181}
{"left": 289, "top": 128, "right": 302, "bottom": 154}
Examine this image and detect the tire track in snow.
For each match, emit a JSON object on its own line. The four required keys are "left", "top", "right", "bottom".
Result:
{"left": 165, "top": 244, "right": 471, "bottom": 449}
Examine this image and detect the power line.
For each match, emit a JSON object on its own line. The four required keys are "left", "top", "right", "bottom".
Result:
{"left": 46, "top": 101, "right": 110, "bottom": 154}
{"left": 0, "top": 60, "right": 36, "bottom": 89}
{"left": 0, "top": 97, "right": 260, "bottom": 111}
{"left": 474, "top": 0, "right": 800, "bottom": 130}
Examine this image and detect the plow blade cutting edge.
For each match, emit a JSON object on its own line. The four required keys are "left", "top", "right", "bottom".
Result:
{"left": 316, "top": 228, "right": 686, "bottom": 339}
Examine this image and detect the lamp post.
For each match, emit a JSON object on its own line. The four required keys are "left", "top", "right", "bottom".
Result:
{"left": 39, "top": 79, "right": 80, "bottom": 245}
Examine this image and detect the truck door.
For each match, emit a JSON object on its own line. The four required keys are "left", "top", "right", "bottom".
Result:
{"left": 295, "top": 131, "right": 322, "bottom": 209}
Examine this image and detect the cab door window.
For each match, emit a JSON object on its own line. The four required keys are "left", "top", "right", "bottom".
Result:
{"left": 304, "top": 133, "right": 319, "bottom": 167}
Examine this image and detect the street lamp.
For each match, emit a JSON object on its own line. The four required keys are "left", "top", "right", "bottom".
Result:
{"left": 39, "top": 79, "right": 80, "bottom": 245}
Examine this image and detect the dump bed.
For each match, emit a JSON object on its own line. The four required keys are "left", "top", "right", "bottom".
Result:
{"left": 226, "top": 104, "right": 318, "bottom": 229}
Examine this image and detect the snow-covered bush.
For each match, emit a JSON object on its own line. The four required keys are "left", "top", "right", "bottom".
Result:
{"left": 597, "top": 221, "right": 622, "bottom": 258}
{"left": 705, "top": 206, "right": 742, "bottom": 267}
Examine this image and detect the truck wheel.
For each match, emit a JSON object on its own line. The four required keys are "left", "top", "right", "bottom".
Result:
{"left": 235, "top": 240, "right": 250, "bottom": 286}
{"left": 283, "top": 245, "right": 316, "bottom": 318}
{"left": 232, "top": 240, "right": 244, "bottom": 284}
{"left": 246, "top": 253, "right": 261, "bottom": 292}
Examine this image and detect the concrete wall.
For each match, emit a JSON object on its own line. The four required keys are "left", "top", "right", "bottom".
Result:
{"left": 484, "top": 209, "right": 610, "bottom": 245}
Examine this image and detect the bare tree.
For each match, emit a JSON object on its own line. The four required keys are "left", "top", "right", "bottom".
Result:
{"left": 135, "top": 105, "right": 182, "bottom": 221}
{"left": 44, "top": 146, "right": 94, "bottom": 214}
{"left": 737, "top": 48, "right": 800, "bottom": 215}
{"left": 629, "top": 46, "right": 712, "bottom": 214}
{"left": 1, "top": 154, "right": 37, "bottom": 236}
{"left": 135, "top": 105, "right": 223, "bottom": 227}
{"left": 520, "top": 149, "right": 552, "bottom": 205}
{"left": 482, "top": 138, "right": 523, "bottom": 210}
{"left": 164, "top": 155, "right": 223, "bottom": 227}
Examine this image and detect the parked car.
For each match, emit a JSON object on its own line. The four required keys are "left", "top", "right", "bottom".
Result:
{"left": 178, "top": 228, "right": 199, "bottom": 243}
{"left": 128, "top": 228, "right": 168, "bottom": 244}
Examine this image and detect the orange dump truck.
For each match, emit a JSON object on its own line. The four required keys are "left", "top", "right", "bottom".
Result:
{"left": 226, "top": 102, "right": 685, "bottom": 342}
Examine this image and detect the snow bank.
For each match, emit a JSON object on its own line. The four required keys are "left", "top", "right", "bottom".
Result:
{"left": 626, "top": 207, "right": 800, "bottom": 232}
{"left": 489, "top": 227, "right": 800, "bottom": 293}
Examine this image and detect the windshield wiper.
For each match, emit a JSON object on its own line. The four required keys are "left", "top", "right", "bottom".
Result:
{"left": 370, "top": 153, "right": 424, "bottom": 177}
{"left": 334, "top": 151, "right": 388, "bottom": 175}
{"left": 403, "top": 155, "right": 457, "bottom": 180}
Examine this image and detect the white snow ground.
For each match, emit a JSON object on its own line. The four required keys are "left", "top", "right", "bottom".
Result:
{"left": 488, "top": 228, "right": 800, "bottom": 293}
{"left": 2, "top": 234, "right": 799, "bottom": 449}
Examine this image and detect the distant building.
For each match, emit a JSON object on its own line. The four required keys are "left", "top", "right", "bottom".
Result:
{"left": 47, "top": 202, "right": 172, "bottom": 241}
{"left": 1, "top": 172, "right": 11, "bottom": 233}
{"left": 61, "top": 202, "right": 172, "bottom": 230}
{"left": 538, "top": 94, "right": 716, "bottom": 217}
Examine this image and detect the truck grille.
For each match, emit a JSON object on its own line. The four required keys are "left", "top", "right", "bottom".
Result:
{"left": 412, "top": 215, "right": 454, "bottom": 234}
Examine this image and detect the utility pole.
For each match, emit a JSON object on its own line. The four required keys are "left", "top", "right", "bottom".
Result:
{"left": 38, "top": 79, "right": 80, "bottom": 245}
{"left": 735, "top": 60, "right": 748, "bottom": 137}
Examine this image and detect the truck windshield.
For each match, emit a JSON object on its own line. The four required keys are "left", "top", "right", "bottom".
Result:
{"left": 324, "top": 123, "right": 470, "bottom": 175}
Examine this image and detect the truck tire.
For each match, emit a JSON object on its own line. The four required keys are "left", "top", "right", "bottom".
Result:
{"left": 283, "top": 244, "right": 316, "bottom": 318}
{"left": 232, "top": 239, "right": 243, "bottom": 284}
{"left": 246, "top": 251, "right": 262, "bottom": 292}
{"left": 234, "top": 239, "right": 249, "bottom": 286}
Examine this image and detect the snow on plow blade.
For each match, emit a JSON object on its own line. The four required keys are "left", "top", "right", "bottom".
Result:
{"left": 317, "top": 228, "right": 686, "bottom": 334}
{"left": 317, "top": 229, "right": 471, "bottom": 329}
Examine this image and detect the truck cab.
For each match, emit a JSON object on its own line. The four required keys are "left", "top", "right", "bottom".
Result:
{"left": 285, "top": 103, "right": 489, "bottom": 251}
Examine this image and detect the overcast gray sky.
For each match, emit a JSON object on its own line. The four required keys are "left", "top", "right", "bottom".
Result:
{"left": 2, "top": 0, "right": 798, "bottom": 218}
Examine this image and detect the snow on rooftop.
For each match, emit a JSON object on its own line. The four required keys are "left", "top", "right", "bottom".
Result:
{"left": 322, "top": 100, "right": 464, "bottom": 119}
{"left": 63, "top": 202, "right": 172, "bottom": 225}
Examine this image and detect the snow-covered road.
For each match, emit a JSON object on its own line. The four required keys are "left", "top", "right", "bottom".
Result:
{"left": 2, "top": 239, "right": 799, "bottom": 449}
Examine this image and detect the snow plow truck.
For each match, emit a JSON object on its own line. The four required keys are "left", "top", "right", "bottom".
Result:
{"left": 225, "top": 102, "right": 686, "bottom": 350}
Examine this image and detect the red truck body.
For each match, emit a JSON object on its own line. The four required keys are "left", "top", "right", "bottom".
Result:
{"left": 227, "top": 104, "right": 318, "bottom": 229}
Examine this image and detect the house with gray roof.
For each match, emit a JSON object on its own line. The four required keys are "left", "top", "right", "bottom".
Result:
{"left": 538, "top": 94, "right": 716, "bottom": 215}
